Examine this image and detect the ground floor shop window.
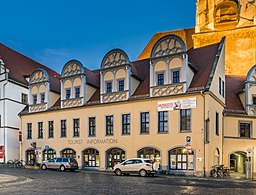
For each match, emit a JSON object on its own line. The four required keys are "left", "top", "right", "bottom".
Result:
{"left": 106, "top": 148, "right": 125, "bottom": 168}
{"left": 26, "top": 150, "right": 36, "bottom": 165}
{"left": 83, "top": 148, "right": 99, "bottom": 167}
{"left": 137, "top": 147, "right": 161, "bottom": 163}
{"left": 43, "top": 149, "right": 56, "bottom": 161}
{"left": 61, "top": 148, "right": 76, "bottom": 159}
{"left": 169, "top": 147, "right": 194, "bottom": 170}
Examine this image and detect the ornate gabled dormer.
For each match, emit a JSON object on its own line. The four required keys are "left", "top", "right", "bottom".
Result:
{"left": 100, "top": 49, "right": 131, "bottom": 103}
{"left": 61, "top": 60, "right": 86, "bottom": 108}
{"left": 245, "top": 64, "right": 256, "bottom": 115}
{"left": 29, "top": 68, "right": 50, "bottom": 112}
{"left": 150, "top": 34, "right": 193, "bottom": 97}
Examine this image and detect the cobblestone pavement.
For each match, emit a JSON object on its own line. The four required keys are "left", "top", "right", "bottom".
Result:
{"left": 0, "top": 167, "right": 256, "bottom": 195}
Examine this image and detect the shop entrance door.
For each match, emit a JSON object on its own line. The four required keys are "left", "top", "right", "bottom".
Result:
{"left": 106, "top": 148, "right": 125, "bottom": 168}
{"left": 26, "top": 150, "right": 36, "bottom": 165}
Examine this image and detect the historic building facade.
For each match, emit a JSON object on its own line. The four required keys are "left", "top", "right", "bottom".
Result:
{"left": 0, "top": 43, "right": 60, "bottom": 163}
{"left": 20, "top": 35, "right": 228, "bottom": 176}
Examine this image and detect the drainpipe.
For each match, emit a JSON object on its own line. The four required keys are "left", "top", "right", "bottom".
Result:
{"left": 201, "top": 90, "right": 206, "bottom": 177}
{"left": 2, "top": 62, "right": 9, "bottom": 163}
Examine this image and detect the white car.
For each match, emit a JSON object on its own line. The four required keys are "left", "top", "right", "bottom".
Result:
{"left": 113, "top": 158, "right": 159, "bottom": 177}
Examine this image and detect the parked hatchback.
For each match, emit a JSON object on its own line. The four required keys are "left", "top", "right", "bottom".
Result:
{"left": 41, "top": 157, "right": 78, "bottom": 172}
{"left": 113, "top": 158, "right": 159, "bottom": 177}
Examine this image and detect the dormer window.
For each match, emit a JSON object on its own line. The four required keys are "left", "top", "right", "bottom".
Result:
{"left": 41, "top": 93, "right": 45, "bottom": 103}
{"left": 157, "top": 73, "right": 164, "bottom": 86}
{"left": 106, "top": 81, "right": 112, "bottom": 93}
{"left": 172, "top": 70, "right": 180, "bottom": 84}
{"left": 75, "top": 87, "right": 80, "bottom": 98}
{"left": 100, "top": 49, "right": 131, "bottom": 103}
{"left": 118, "top": 80, "right": 124, "bottom": 91}
{"left": 29, "top": 68, "right": 50, "bottom": 112}
{"left": 66, "top": 89, "right": 71, "bottom": 100}
{"left": 33, "top": 95, "right": 37, "bottom": 105}
{"left": 150, "top": 35, "right": 191, "bottom": 97}
{"left": 60, "top": 60, "right": 87, "bottom": 108}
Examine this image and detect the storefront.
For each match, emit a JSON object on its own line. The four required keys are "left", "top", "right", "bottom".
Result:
{"left": 43, "top": 148, "right": 56, "bottom": 161}
{"left": 26, "top": 149, "right": 36, "bottom": 165}
{"left": 61, "top": 148, "right": 76, "bottom": 159}
{"left": 106, "top": 148, "right": 125, "bottom": 168}
{"left": 137, "top": 147, "right": 161, "bottom": 163}
{"left": 168, "top": 147, "right": 194, "bottom": 170}
{"left": 83, "top": 148, "right": 99, "bottom": 167}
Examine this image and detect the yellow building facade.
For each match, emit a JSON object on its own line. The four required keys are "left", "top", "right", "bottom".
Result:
{"left": 19, "top": 0, "right": 256, "bottom": 178}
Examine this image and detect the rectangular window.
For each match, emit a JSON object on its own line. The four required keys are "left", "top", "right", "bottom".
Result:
{"left": 140, "top": 112, "right": 149, "bottom": 134}
{"left": 48, "top": 121, "right": 54, "bottom": 138}
{"left": 27, "top": 123, "right": 32, "bottom": 139}
{"left": 73, "top": 119, "right": 80, "bottom": 137}
{"left": 205, "top": 119, "right": 210, "bottom": 143}
{"left": 106, "top": 82, "right": 112, "bottom": 93}
{"left": 66, "top": 89, "right": 71, "bottom": 99}
{"left": 173, "top": 71, "right": 180, "bottom": 84}
{"left": 106, "top": 115, "right": 114, "bottom": 135}
{"left": 38, "top": 122, "right": 43, "bottom": 139}
{"left": 61, "top": 120, "right": 67, "bottom": 138}
{"left": 41, "top": 93, "right": 45, "bottom": 103}
{"left": 216, "top": 112, "right": 219, "bottom": 136}
{"left": 89, "top": 117, "right": 96, "bottom": 137}
{"left": 21, "top": 93, "right": 28, "bottom": 104}
{"left": 222, "top": 80, "right": 225, "bottom": 98}
{"left": 158, "top": 111, "right": 168, "bottom": 133}
{"left": 75, "top": 87, "right": 80, "bottom": 98}
{"left": 180, "top": 109, "right": 191, "bottom": 132}
{"left": 253, "top": 96, "right": 256, "bottom": 105}
{"left": 239, "top": 122, "right": 251, "bottom": 138}
{"left": 122, "top": 114, "right": 130, "bottom": 135}
{"left": 157, "top": 73, "right": 164, "bottom": 86}
{"left": 219, "top": 77, "right": 222, "bottom": 95}
{"left": 118, "top": 80, "right": 124, "bottom": 91}
{"left": 33, "top": 95, "right": 37, "bottom": 105}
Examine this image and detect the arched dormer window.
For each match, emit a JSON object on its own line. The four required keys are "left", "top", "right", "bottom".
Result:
{"left": 100, "top": 49, "right": 131, "bottom": 103}
{"left": 245, "top": 64, "right": 256, "bottom": 115}
{"left": 60, "top": 60, "right": 86, "bottom": 108}
{"left": 29, "top": 68, "right": 50, "bottom": 112}
{"left": 150, "top": 35, "right": 191, "bottom": 97}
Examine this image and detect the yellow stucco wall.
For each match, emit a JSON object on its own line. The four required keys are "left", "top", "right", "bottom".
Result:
{"left": 21, "top": 94, "right": 212, "bottom": 175}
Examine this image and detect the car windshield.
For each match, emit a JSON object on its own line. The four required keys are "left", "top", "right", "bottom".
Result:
{"left": 144, "top": 160, "right": 152, "bottom": 164}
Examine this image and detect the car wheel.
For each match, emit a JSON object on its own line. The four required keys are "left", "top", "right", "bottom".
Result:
{"left": 60, "top": 165, "right": 65, "bottom": 172}
{"left": 139, "top": 169, "right": 147, "bottom": 177}
{"left": 115, "top": 169, "right": 122, "bottom": 176}
{"left": 41, "top": 164, "right": 47, "bottom": 170}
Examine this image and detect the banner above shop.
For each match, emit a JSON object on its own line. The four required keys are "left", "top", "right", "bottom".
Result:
{"left": 157, "top": 97, "right": 196, "bottom": 111}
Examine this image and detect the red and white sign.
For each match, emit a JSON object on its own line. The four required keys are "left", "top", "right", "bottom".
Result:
{"left": 0, "top": 146, "right": 4, "bottom": 163}
{"left": 157, "top": 98, "right": 197, "bottom": 111}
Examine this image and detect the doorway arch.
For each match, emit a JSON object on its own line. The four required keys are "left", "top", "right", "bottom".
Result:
{"left": 229, "top": 151, "right": 247, "bottom": 174}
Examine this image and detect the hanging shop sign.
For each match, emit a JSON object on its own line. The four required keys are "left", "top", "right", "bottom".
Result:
{"left": 157, "top": 97, "right": 196, "bottom": 111}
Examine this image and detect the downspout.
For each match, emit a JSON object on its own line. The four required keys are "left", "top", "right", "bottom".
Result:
{"left": 2, "top": 63, "right": 9, "bottom": 163}
{"left": 201, "top": 90, "right": 206, "bottom": 177}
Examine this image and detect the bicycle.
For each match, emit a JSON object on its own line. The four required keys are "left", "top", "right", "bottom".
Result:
{"left": 210, "top": 165, "right": 223, "bottom": 178}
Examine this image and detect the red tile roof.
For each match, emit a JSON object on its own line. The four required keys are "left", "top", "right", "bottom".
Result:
{"left": 0, "top": 42, "right": 60, "bottom": 93}
{"left": 225, "top": 75, "right": 245, "bottom": 111}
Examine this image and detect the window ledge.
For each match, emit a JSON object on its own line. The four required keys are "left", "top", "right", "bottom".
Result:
{"left": 88, "top": 135, "right": 96, "bottom": 137}
{"left": 180, "top": 130, "right": 192, "bottom": 133}
{"left": 158, "top": 131, "right": 168, "bottom": 134}
{"left": 106, "top": 134, "right": 114, "bottom": 136}
{"left": 140, "top": 132, "right": 150, "bottom": 135}
{"left": 122, "top": 133, "right": 131, "bottom": 136}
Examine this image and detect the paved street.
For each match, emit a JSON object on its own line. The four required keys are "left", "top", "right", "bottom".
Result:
{"left": 0, "top": 167, "right": 256, "bottom": 195}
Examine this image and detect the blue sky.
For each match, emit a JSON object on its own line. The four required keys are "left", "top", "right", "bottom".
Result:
{"left": 1, "top": 0, "right": 196, "bottom": 72}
